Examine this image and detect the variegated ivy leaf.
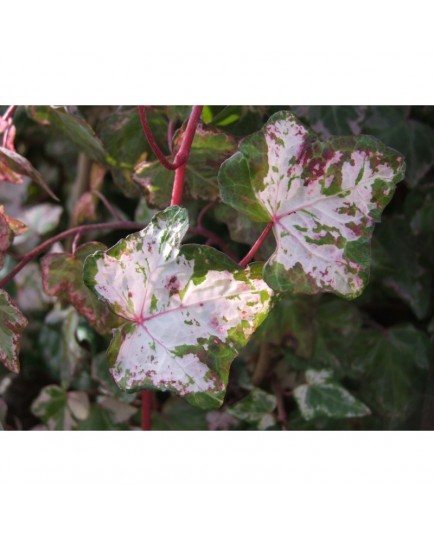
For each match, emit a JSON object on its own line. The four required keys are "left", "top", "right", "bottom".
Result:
{"left": 293, "top": 369, "right": 371, "bottom": 421}
{"left": 218, "top": 111, "right": 405, "bottom": 298}
{"left": 31, "top": 385, "right": 90, "bottom": 430}
{"left": 83, "top": 206, "right": 273, "bottom": 409}
{"left": 227, "top": 387, "right": 277, "bottom": 430}
{"left": 0, "top": 289, "right": 28, "bottom": 373}
{"left": 41, "top": 242, "right": 123, "bottom": 336}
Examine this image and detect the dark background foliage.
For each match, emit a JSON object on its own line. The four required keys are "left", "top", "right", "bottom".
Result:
{"left": 0, "top": 105, "right": 433, "bottom": 430}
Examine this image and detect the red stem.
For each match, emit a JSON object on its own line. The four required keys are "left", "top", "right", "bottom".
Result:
{"left": 239, "top": 221, "right": 273, "bottom": 268}
{"left": 170, "top": 106, "right": 203, "bottom": 206}
{"left": 0, "top": 221, "right": 142, "bottom": 288}
{"left": 2, "top": 105, "right": 17, "bottom": 121}
{"left": 138, "top": 106, "right": 186, "bottom": 170}
{"left": 197, "top": 201, "right": 216, "bottom": 227}
{"left": 141, "top": 391, "right": 152, "bottom": 431}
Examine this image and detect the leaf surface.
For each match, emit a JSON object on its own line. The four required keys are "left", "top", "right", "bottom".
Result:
{"left": 0, "top": 289, "right": 28, "bottom": 373}
{"left": 227, "top": 387, "right": 277, "bottom": 429}
{"left": 293, "top": 369, "right": 371, "bottom": 420}
{"left": 41, "top": 242, "right": 122, "bottom": 336}
{"left": 84, "top": 206, "right": 273, "bottom": 409}
{"left": 31, "top": 385, "right": 90, "bottom": 430}
{"left": 219, "top": 111, "right": 405, "bottom": 297}
{"left": 27, "top": 106, "right": 107, "bottom": 163}
{"left": 134, "top": 124, "right": 237, "bottom": 208}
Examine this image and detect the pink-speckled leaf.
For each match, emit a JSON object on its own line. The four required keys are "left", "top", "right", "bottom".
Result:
{"left": 0, "top": 289, "right": 28, "bottom": 373}
{"left": 219, "top": 111, "right": 405, "bottom": 298}
{"left": 83, "top": 206, "right": 273, "bottom": 409}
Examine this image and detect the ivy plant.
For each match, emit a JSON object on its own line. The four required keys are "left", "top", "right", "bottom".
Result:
{"left": 0, "top": 104, "right": 427, "bottom": 432}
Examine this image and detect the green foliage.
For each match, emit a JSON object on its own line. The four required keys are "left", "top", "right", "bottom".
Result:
{"left": 0, "top": 105, "right": 433, "bottom": 430}
{"left": 293, "top": 369, "right": 370, "bottom": 420}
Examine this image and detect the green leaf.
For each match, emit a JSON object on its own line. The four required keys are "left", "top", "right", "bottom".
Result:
{"left": 134, "top": 124, "right": 237, "bottom": 208}
{"left": 31, "top": 384, "right": 90, "bottom": 430}
{"left": 227, "top": 388, "right": 277, "bottom": 429}
{"left": 293, "top": 369, "right": 371, "bottom": 420}
{"left": 83, "top": 206, "right": 273, "bottom": 409}
{"left": 255, "top": 295, "right": 315, "bottom": 358}
{"left": 97, "top": 107, "right": 168, "bottom": 198}
{"left": 151, "top": 397, "right": 208, "bottom": 431}
{"left": 219, "top": 110, "right": 405, "bottom": 298}
{"left": 312, "top": 298, "right": 364, "bottom": 375}
{"left": 27, "top": 106, "right": 107, "bottom": 163}
{"left": 364, "top": 113, "right": 434, "bottom": 188}
{"left": 41, "top": 242, "right": 122, "bottom": 336}
{"left": 374, "top": 216, "right": 431, "bottom": 319}
{"left": 0, "top": 147, "right": 59, "bottom": 201}
{"left": 0, "top": 289, "right": 28, "bottom": 373}
{"left": 75, "top": 404, "right": 130, "bottom": 431}
{"left": 100, "top": 106, "right": 169, "bottom": 167}
{"left": 291, "top": 106, "right": 366, "bottom": 137}
{"left": 360, "top": 325, "right": 431, "bottom": 425}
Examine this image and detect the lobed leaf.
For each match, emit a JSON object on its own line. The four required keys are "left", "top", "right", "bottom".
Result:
{"left": 41, "top": 242, "right": 122, "bottom": 336}
{"left": 83, "top": 206, "right": 273, "bottom": 409}
{"left": 0, "top": 289, "right": 28, "bottom": 373}
{"left": 293, "top": 369, "right": 371, "bottom": 420}
{"left": 31, "top": 385, "right": 90, "bottom": 430}
{"left": 219, "top": 111, "right": 405, "bottom": 298}
{"left": 227, "top": 387, "right": 277, "bottom": 429}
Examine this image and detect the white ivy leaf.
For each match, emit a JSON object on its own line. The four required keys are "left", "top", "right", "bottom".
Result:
{"left": 84, "top": 206, "right": 273, "bottom": 409}
{"left": 293, "top": 369, "right": 371, "bottom": 421}
{"left": 219, "top": 111, "right": 405, "bottom": 298}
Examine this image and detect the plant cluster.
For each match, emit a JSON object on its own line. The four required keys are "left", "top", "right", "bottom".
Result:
{"left": 0, "top": 105, "right": 433, "bottom": 430}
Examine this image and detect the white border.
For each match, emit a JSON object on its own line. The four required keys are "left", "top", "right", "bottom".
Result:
{"left": 1, "top": 433, "right": 434, "bottom": 534}
{"left": 3, "top": 1, "right": 434, "bottom": 103}
{"left": 1, "top": 1, "right": 434, "bottom": 533}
